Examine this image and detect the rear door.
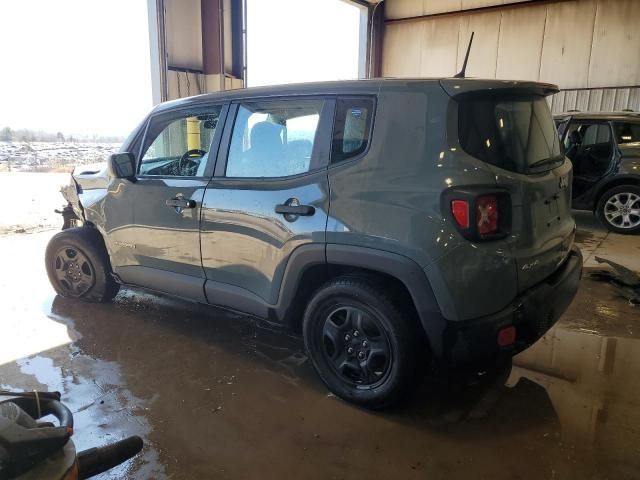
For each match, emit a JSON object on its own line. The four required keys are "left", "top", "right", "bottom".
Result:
{"left": 563, "top": 121, "right": 616, "bottom": 200}
{"left": 200, "top": 97, "right": 333, "bottom": 306}
{"left": 456, "top": 92, "right": 575, "bottom": 292}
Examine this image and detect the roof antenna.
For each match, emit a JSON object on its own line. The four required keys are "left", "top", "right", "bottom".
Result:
{"left": 454, "top": 32, "right": 475, "bottom": 78}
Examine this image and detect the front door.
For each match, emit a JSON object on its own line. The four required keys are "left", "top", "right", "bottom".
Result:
{"left": 563, "top": 121, "right": 615, "bottom": 204}
{"left": 200, "top": 98, "right": 332, "bottom": 308}
{"left": 107, "top": 104, "right": 227, "bottom": 300}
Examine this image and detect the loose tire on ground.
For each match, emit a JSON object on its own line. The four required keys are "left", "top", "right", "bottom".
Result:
{"left": 45, "top": 227, "right": 120, "bottom": 302}
{"left": 302, "top": 276, "right": 424, "bottom": 409}
{"left": 596, "top": 185, "right": 640, "bottom": 234}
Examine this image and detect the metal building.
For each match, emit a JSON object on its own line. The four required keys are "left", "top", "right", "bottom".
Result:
{"left": 148, "top": 0, "right": 640, "bottom": 112}
{"left": 379, "top": 0, "right": 640, "bottom": 113}
{"left": 148, "top": 0, "right": 246, "bottom": 104}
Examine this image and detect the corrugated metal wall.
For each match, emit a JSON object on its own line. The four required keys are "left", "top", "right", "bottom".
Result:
{"left": 550, "top": 87, "right": 640, "bottom": 114}
{"left": 382, "top": 0, "right": 640, "bottom": 113}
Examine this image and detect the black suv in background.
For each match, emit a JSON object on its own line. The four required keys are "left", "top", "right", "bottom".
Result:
{"left": 555, "top": 111, "right": 640, "bottom": 233}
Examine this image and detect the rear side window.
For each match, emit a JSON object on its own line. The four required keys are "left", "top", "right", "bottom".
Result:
{"left": 613, "top": 122, "right": 640, "bottom": 144}
{"left": 458, "top": 95, "right": 562, "bottom": 173}
{"left": 331, "top": 97, "right": 374, "bottom": 163}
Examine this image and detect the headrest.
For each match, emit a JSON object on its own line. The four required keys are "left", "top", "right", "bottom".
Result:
{"left": 250, "top": 122, "right": 283, "bottom": 150}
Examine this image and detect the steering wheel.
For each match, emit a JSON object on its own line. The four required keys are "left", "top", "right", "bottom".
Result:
{"left": 178, "top": 149, "right": 206, "bottom": 175}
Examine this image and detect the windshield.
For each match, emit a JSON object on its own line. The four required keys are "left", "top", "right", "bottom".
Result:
{"left": 458, "top": 95, "right": 562, "bottom": 173}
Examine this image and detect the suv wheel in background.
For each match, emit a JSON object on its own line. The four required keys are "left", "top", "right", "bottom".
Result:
{"left": 596, "top": 185, "right": 640, "bottom": 234}
{"left": 303, "top": 276, "right": 423, "bottom": 409}
{"left": 45, "top": 227, "right": 120, "bottom": 302}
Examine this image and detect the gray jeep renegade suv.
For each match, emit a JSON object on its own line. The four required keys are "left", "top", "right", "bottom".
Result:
{"left": 46, "top": 78, "right": 583, "bottom": 408}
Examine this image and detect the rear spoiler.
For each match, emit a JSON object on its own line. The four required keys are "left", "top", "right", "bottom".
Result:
{"left": 439, "top": 79, "right": 559, "bottom": 99}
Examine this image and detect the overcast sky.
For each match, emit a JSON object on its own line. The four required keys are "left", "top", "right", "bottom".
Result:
{"left": 0, "top": 0, "right": 152, "bottom": 137}
{"left": 247, "top": 0, "right": 362, "bottom": 87}
{"left": 0, "top": 0, "right": 361, "bottom": 137}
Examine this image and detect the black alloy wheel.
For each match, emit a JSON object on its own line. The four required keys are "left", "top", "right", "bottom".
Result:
{"left": 45, "top": 227, "right": 120, "bottom": 302}
{"left": 321, "top": 305, "right": 392, "bottom": 387}
{"left": 52, "top": 246, "right": 95, "bottom": 297}
{"left": 303, "top": 276, "right": 424, "bottom": 409}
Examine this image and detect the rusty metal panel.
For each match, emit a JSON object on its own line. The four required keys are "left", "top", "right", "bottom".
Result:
{"left": 420, "top": 16, "right": 460, "bottom": 77}
{"left": 539, "top": 0, "right": 596, "bottom": 89}
{"left": 588, "top": 0, "right": 640, "bottom": 88}
{"left": 457, "top": 11, "right": 501, "bottom": 78}
{"left": 496, "top": 5, "right": 546, "bottom": 81}
{"left": 382, "top": 22, "right": 424, "bottom": 76}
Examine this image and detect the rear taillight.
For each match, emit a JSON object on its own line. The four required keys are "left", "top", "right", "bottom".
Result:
{"left": 476, "top": 195, "right": 498, "bottom": 235}
{"left": 451, "top": 200, "right": 470, "bottom": 229}
{"left": 445, "top": 189, "right": 510, "bottom": 241}
{"left": 497, "top": 325, "right": 516, "bottom": 347}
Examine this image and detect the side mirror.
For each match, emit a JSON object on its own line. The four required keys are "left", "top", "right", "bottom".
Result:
{"left": 108, "top": 153, "right": 136, "bottom": 180}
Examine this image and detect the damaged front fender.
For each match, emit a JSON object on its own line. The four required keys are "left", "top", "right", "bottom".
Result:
{"left": 59, "top": 162, "right": 109, "bottom": 227}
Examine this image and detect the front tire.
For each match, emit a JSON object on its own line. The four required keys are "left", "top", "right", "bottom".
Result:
{"left": 596, "top": 185, "right": 640, "bottom": 234}
{"left": 45, "top": 227, "right": 120, "bottom": 302}
{"left": 303, "top": 277, "right": 423, "bottom": 409}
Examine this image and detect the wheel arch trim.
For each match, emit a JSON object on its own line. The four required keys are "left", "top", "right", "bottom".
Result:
{"left": 273, "top": 243, "right": 447, "bottom": 356}
{"left": 593, "top": 175, "right": 640, "bottom": 210}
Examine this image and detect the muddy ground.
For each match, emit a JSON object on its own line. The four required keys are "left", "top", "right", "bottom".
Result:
{"left": 0, "top": 212, "right": 638, "bottom": 479}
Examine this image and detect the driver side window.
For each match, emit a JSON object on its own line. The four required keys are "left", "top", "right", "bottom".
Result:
{"left": 139, "top": 106, "right": 222, "bottom": 177}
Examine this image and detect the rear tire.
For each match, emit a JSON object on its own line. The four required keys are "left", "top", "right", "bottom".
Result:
{"left": 596, "top": 185, "right": 640, "bottom": 234}
{"left": 45, "top": 227, "right": 120, "bottom": 302}
{"left": 302, "top": 276, "right": 423, "bottom": 409}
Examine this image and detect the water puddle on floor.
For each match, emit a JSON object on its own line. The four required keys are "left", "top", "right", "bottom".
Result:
{"left": 1, "top": 232, "right": 639, "bottom": 479}
{"left": 1, "top": 347, "right": 166, "bottom": 479}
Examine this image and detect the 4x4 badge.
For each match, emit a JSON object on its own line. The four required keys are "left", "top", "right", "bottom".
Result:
{"left": 559, "top": 175, "right": 569, "bottom": 190}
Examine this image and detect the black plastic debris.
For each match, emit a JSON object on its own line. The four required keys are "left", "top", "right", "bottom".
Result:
{"left": 590, "top": 256, "right": 640, "bottom": 304}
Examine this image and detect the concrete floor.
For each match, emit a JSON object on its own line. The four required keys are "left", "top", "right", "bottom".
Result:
{"left": 0, "top": 212, "right": 638, "bottom": 479}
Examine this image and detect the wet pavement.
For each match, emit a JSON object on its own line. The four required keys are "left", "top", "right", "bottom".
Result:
{"left": 0, "top": 212, "right": 639, "bottom": 479}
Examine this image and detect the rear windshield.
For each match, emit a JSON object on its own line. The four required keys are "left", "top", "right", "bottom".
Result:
{"left": 458, "top": 95, "right": 562, "bottom": 173}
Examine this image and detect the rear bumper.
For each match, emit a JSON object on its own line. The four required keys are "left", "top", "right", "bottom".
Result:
{"left": 434, "top": 245, "right": 583, "bottom": 367}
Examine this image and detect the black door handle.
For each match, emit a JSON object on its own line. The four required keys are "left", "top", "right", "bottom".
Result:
{"left": 166, "top": 198, "right": 196, "bottom": 209}
{"left": 275, "top": 204, "right": 315, "bottom": 216}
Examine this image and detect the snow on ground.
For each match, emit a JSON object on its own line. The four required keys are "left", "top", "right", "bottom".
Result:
{"left": 0, "top": 172, "right": 71, "bottom": 234}
{"left": 0, "top": 141, "right": 120, "bottom": 173}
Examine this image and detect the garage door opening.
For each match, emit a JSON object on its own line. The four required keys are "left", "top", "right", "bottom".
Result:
{"left": 246, "top": 0, "right": 367, "bottom": 87}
